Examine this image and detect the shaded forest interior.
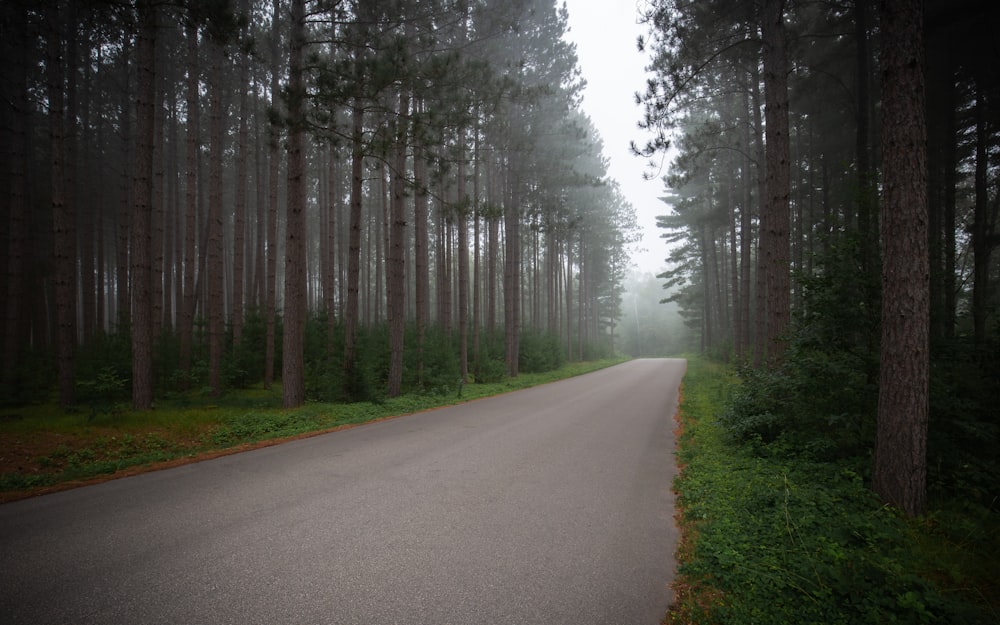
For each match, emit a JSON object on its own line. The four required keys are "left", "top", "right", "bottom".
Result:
{"left": 1, "top": 0, "right": 639, "bottom": 410}
{"left": 639, "top": 0, "right": 998, "bottom": 519}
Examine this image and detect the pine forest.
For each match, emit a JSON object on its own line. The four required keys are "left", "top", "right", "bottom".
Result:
{"left": 638, "top": 0, "right": 998, "bottom": 521}
{"left": 1, "top": 0, "right": 639, "bottom": 410}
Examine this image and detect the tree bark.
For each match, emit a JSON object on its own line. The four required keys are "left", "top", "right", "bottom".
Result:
{"left": 457, "top": 135, "right": 470, "bottom": 382}
{"left": 233, "top": 1, "right": 250, "bottom": 350}
{"left": 131, "top": 0, "right": 157, "bottom": 410}
{"left": 387, "top": 90, "right": 410, "bottom": 398}
{"left": 504, "top": 169, "right": 520, "bottom": 376}
{"left": 207, "top": 41, "right": 226, "bottom": 396}
{"left": 738, "top": 86, "right": 753, "bottom": 360}
{"left": 180, "top": 19, "right": 200, "bottom": 387}
{"left": 344, "top": 96, "right": 364, "bottom": 377}
{"left": 282, "top": 0, "right": 307, "bottom": 408}
{"left": 873, "top": 0, "right": 929, "bottom": 518}
{"left": 3, "top": 3, "right": 29, "bottom": 389}
{"left": 750, "top": 64, "right": 767, "bottom": 368}
{"left": 264, "top": 0, "right": 282, "bottom": 390}
{"left": 48, "top": 2, "right": 76, "bottom": 406}
{"left": 414, "top": 119, "right": 429, "bottom": 386}
{"left": 760, "top": 0, "right": 791, "bottom": 368}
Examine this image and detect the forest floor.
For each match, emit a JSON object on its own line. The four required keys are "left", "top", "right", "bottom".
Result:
{"left": 0, "top": 359, "right": 625, "bottom": 503}
{"left": 0, "top": 418, "right": 344, "bottom": 502}
{"left": 663, "top": 357, "right": 999, "bottom": 625}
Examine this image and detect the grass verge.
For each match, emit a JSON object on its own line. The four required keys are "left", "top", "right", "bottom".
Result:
{"left": 0, "top": 358, "right": 625, "bottom": 502}
{"left": 665, "top": 356, "right": 998, "bottom": 625}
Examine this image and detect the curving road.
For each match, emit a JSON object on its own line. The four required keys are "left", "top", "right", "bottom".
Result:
{"left": 0, "top": 358, "right": 685, "bottom": 625}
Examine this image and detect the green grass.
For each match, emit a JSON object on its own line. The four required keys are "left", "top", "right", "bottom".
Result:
{"left": 0, "top": 358, "right": 625, "bottom": 498}
{"left": 666, "top": 356, "right": 998, "bottom": 625}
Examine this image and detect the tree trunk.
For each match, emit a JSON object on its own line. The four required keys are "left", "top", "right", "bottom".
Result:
{"left": 48, "top": 3, "right": 76, "bottom": 406}
{"left": 504, "top": 170, "right": 520, "bottom": 377}
{"left": 750, "top": 65, "right": 767, "bottom": 368}
{"left": 180, "top": 19, "right": 199, "bottom": 386}
{"left": 3, "top": 3, "right": 29, "bottom": 389}
{"left": 282, "top": 0, "right": 307, "bottom": 408}
{"left": 344, "top": 96, "right": 364, "bottom": 377}
{"left": 207, "top": 41, "right": 226, "bottom": 396}
{"left": 738, "top": 86, "right": 753, "bottom": 360}
{"left": 387, "top": 91, "right": 410, "bottom": 398}
{"left": 457, "top": 135, "right": 470, "bottom": 382}
{"left": 472, "top": 115, "right": 482, "bottom": 372}
{"left": 151, "top": 50, "right": 165, "bottom": 339}
{"left": 232, "top": 3, "right": 250, "bottom": 350}
{"left": 873, "top": 0, "right": 929, "bottom": 518}
{"left": 414, "top": 122, "right": 429, "bottom": 386}
{"left": 760, "top": 0, "right": 791, "bottom": 368}
{"left": 77, "top": 13, "right": 97, "bottom": 342}
{"left": 117, "top": 61, "right": 132, "bottom": 330}
{"left": 131, "top": 0, "right": 157, "bottom": 410}
{"left": 264, "top": 0, "right": 282, "bottom": 390}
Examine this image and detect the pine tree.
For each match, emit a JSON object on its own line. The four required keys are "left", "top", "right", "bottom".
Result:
{"left": 282, "top": 0, "right": 307, "bottom": 408}
{"left": 872, "top": 0, "right": 930, "bottom": 518}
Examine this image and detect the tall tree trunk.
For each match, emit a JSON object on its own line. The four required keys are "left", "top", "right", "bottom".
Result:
{"left": 413, "top": 123, "right": 429, "bottom": 386}
{"left": 457, "top": 135, "right": 470, "bottom": 382}
{"left": 77, "top": 15, "right": 97, "bottom": 342}
{"left": 344, "top": 96, "right": 365, "bottom": 379}
{"left": 738, "top": 86, "right": 753, "bottom": 360}
{"left": 855, "top": 0, "right": 876, "bottom": 258}
{"left": 48, "top": 2, "right": 76, "bottom": 406}
{"left": 472, "top": 119, "right": 482, "bottom": 374}
{"left": 325, "top": 144, "right": 338, "bottom": 352}
{"left": 232, "top": 2, "right": 250, "bottom": 350}
{"left": 164, "top": 89, "right": 179, "bottom": 332}
{"left": 152, "top": 49, "right": 165, "bottom": 339}
{"left": 207, "top": 41, "right": 226, "bottom": 396}
{"left": 760, "top": 0, "right": 791, "bottom": 368}
{"left": 180, "top": 20, "right": 199, "bottom": 386}
{"left": 387, "top": 91, "right": 410, "bottom": 398}
{"left": 117, "top": 55, "right": 132, "bottom": 330}
{"left": 750, "top": 65, "right": 767, "bottom": 368}
{"left": 487, "top": 214, "right": 499, "bottom": 334}
{"left": 3, "top": 3, "right": 29, "bottom": 389}
{"left": 873, "top": 0, "right": 929, "bottom": 518}
{"left": 131, "top": 0, "right": 157, "bottom": 410}
{"left": 254, "top": 82, "right": 267, "bottom": 310}
{"left": 282, "top": 0, "right": 307, "bottom": 408}
{"left": 504, "top": 169, "right": 521, "bottom": 376}
{"left": 565, "top": 234, "right": 573, "bottom": 361}
{"left": 264, "top": 0, "right": 282, "bottom": 390}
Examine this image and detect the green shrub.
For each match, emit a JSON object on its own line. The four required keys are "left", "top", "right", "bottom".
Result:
{"left": 518, "top": 329, "right": 564, "bottom": 373}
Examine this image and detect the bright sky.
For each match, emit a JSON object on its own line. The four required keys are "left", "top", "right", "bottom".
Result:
{"left": 562, "top": 0, "right": 669, "bottom": 276}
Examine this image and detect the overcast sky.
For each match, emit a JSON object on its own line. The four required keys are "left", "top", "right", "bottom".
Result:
{"left": 562, "top": 0, "right": 669, "bottom": 276}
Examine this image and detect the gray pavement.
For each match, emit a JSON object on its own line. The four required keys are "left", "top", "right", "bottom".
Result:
{"left": 0, "top": 358, "right": 685, "bottom": 624}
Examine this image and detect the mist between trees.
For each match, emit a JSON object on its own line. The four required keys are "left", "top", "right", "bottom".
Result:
{"left": 1, "top": 0, "right": 641, "bottom": 411}
{"left": 637, "top": 0, "right": 998, "bottom": 517}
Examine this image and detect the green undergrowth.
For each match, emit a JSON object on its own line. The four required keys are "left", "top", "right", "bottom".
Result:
{"left": 666, "top": 356, "right": 997, "bottom": 625}
{"left": 0, "top": 358, "right": 625, "bottom": 497}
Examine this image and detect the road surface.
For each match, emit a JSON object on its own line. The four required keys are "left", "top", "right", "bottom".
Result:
{"left": 0, "top": 358, "right": 685, "bottom": 624}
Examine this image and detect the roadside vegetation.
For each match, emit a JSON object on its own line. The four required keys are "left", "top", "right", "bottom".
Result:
{"left": 666, "top": 356, "right": 998, "bottom": 625}
{"left": 1, "top": 318, "right": 622, "bottom": 502}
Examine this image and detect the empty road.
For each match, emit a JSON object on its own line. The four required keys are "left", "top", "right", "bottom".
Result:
{"left": 0, "top": 358, "right": 685, "bottom": 624}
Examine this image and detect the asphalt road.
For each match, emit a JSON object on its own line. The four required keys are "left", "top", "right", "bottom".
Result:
{"left": 0, "top": 358, "right": 685, "bottom": 625}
